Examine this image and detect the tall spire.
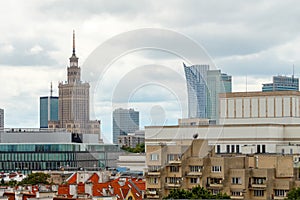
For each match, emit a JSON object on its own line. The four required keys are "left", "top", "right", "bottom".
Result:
{"left": 72, "top": 30, "right": 76, "bottom": 56}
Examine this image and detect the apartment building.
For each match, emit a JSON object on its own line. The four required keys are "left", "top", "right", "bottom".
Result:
{"left": 145, "top": 139, "right": 300, "bottom": 199}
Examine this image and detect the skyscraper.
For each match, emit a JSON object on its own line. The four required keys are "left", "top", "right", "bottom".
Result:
{"left": 0, "top": 108, "right": 4, "bottom": 129}
{"left": 48, "top": 31, "right": 100, "bottom": 137}
{"left": 113, "top": 108, "right": 139, "bottom": 144}
{"left": 40, "top": 83, "right": 58, "bottom": 128}
{"left": 184, "top": 64, "right": 209, "bottom": 118}
{"left": 184, "top": 63, "right": 232, "bottom": 121}
{"left": 262, "top": 75, "right": 299, "bottom": 92}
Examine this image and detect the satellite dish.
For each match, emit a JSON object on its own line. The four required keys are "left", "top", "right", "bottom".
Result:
{"left": 193, "top": 133, "right": 198, "bottom": 139}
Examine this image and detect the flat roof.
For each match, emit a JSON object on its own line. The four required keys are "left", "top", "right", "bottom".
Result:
{"left": 219, "top": 91, "right": 300, "bottom": 98}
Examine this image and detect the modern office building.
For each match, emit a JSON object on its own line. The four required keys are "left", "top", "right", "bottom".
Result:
{"left": 48, "top": 31, "right": 101, "bottom": 138}
{"left": 40, "top": 84, "right": 58, "bottom": 128}
{"left": 0, "top": 108, "right": 3, "bottom": 129}
{"left": 262, "top": 75, "right": 299, "bottom": 92}
{"left": 113, "top": 108, "right": 139, "bottom": 144}
{"left": 183, "top": 63, "right": 231, "bottom": 121}
{"left": 0, "top": 128, "right": 123, "bottom": 173}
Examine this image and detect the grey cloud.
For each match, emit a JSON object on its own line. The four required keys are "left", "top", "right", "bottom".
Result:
{"left": 0, "top": 38, "right": 58, "bottom": 66}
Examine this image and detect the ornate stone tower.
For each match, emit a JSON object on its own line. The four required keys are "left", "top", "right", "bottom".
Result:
{"left": 49, "top": 31, "right": 100, "bottom": 138}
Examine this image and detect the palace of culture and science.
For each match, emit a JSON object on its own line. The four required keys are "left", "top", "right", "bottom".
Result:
{"left": 48, "top": 31, "right": 100, "bottom": 137}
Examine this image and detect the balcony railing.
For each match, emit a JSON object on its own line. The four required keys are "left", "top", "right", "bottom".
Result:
{"left": 146, "top": 171, "right": 161, "bottom": 176}
{"left": 165, "top": 182, "right": 181, "bottom": 189}
{"left": 186, "top": 171, "right": 202, "bottom": 176}
{"left": 168, "top": 159, "right": 182, "bottom": 165}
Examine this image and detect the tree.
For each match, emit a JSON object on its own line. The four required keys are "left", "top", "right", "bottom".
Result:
{"left": 121, "top": 143, "right": 145, "bottom": 153}
{"left": 18, "top": 172, "right": 50, "bottom": 185}
{"left": 286, "top": 187, "right": 300, "bottom": 200}
{"left": 163, "top": 185, "right": 230, "bottom": 199}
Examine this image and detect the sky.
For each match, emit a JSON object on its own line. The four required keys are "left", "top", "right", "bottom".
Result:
{"left": 1, "top": 0, "right": 300, "bottom": 143}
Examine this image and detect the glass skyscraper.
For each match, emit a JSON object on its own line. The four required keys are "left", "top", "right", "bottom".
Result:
{"left": 184, "top": 63, "right": 232, "bottom": 121}
{"left": 40, "top": 96, "right": 58, "bottom": 128}
{"left": 262, "top": 75, "right": 299, "bottom": 92}
{"left": 113, "top": 108, "right": 139, "bottom": 144}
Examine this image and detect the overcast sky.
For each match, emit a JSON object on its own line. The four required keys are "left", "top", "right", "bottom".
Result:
{"left": 1, "top": 0, "right": 300, "bottom": 143}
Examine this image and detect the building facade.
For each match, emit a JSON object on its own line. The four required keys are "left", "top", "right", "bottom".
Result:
{"left": 183, "top": 63, "right": 231, "bottom": 121}
{"left": 40, "top": 96, "right": 58, "bottom": 128}
{"left": 118, "top": 130, "right": 145, "bottom": 148}
{"left": 0, "top": 108, "right": 3, "bottom": 129}
{"left": 113, "top": 108, "right": 139, "bottom": 144}
{"left": 145, "top": 139, "right": 300, "bottom": 199}
{"left": 0, "top": 128, "right": 123, "bottom": 173}
{"left": 262, "top": 75, "right": 299, "bottom": 92}
{"left": 48, "top": 31, "right": 101, "bottom": 138}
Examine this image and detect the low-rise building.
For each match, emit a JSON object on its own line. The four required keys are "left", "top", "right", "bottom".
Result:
{"left": 145, "top": 139, "right": 300, "bottom": 199}
{"left": 118, "top": 130, "right": 144, "bottom": 148}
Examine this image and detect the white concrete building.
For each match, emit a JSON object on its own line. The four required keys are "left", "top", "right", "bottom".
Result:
{"left": 145, "top": 91, "right": 300, "bottom": 155}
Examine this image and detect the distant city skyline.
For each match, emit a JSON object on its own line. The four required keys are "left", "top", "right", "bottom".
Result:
{"left": 1, "top": 1, "right": 300, "bottom": 143}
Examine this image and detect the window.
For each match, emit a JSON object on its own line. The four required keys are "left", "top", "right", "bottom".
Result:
{"left": 169, "top": 177, "right": 181, "bottom": 184}
{"left": 231, "top": 145, "right": 235, "bottom": 153}
{"left": 190, "top": 165, "right": 202, "bottom": 172}
{"left": 254, "top": 190, "right": 264, "bottom": 197}
{"left": 236, "top": 145, "right": 240, "bottom": 153}
{"left": 212, "top": 166, "right": 222, "bottom": 172}
{"left": 226, "top": 145, "right": 230, "bottom": 153}
{"left": 149, "top": 165, "right": 160, "bottom": 172}
{"left": 231, "top": 177, "right": 242, "bottom": 184}
{"left": 190, "top": 178, "right": 198, "bottom": 184}
{"left": 257, "top": 145, "right": 261, "bottom": 153}
{"left": 262, "top": 144, "right": 266, "bottom": 153}
{"left": 149, "top": 177, "right": 158, "bottom": 184}
{"left": 150, "top": 154, "right": 159, "bottom": 161}
{"left": 167, "top": 154, "right": 181, "bottom": 161}
{"left": 253, "top": 177, "right": 265, "bottom": 184}
{"left": 274, "top": 189, "right": 287, "bottom": 197}
{"left": 231, "top": 191, "right": 242, "bottom": 196}
{"left": 170, "top": 166, "right": 179, "bottom": 172}
{"left": 290, "top": 148, "right": 293, "bottom": 154}
{"left": 217, "top": 145, "right": 220, "bottom": 154}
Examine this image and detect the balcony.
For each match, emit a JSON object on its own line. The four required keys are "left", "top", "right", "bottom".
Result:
{"left": 208, "top": 183, "right": 223, "bottom": 189}
{"left": 165, "top": 182, "right": 181, "bottom": 189}
{"left": 168, "top": 159, "right": 182, "bottom": 165}
{"left": 186, "top": 171, "right": 202, "bottom": 177}
{"left": 230, "top": 196, "right": 244, "bottom": 199}
{"left": 146, "top": 190, "right": 160, "bottom": 199}
{"left": 273, "top": 197, "right": 285, "bottom": 200}
{"left": 250, "top": 183, "right": 267, "bottom": 189}
{"left": 146, "top": 171, "right": 161, "bottom": 176}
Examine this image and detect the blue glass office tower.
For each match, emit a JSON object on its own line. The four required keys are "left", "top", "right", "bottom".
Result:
{"left": 113, "top": 108, "right": 139, "bottom": 144}
{"left": 40, "top": 96, "right": 59, "bottom": 128}
{"left": 262, "top": 75, "right": 299, "bottom": 92}
{"left": 184, "top": 63, "right": 232, "bottom": 120}
{"left": 184, "top": 64, "right": 209, "bottom": 118}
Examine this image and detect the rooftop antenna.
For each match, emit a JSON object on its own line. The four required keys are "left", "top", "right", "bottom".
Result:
{"left": 293, "top": 64, "right": 295, "bottom": 79}
{"left": 50, "top": 82, "right": 53, "bottom": 97}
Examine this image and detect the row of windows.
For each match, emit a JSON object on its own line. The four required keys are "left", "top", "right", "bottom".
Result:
{"left": 0, "top": 161, "right": 77, "bottom": 170}
{"left": 216, "top": 144, "right": 266, "bottom": 154}
{"left": 0, "top": 153, "right": 76, "bottom": 161}
{"left": 212, "top": 166, "right": 221, "bottom": 172}
{"left": 0, "top": 144, "right": 80, "bottom": 152}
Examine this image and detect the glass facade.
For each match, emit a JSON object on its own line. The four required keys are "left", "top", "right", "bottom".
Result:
{"left": 40, "top": 96, "right": 59, "bottom": 128}
{"left": 262, "top": 75, "right": 299, "bottom": 92}
{"left": 184, "top": 64, "right": 209, "bottom": 118}
{"left": 113, "top": 108, "right": 139, "bottom": 144}
{"left": 184, "top": 64, "right": 232, "bottom": 120}
{"left": 0, "top": 143, "right": 122, "bottom": 174}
